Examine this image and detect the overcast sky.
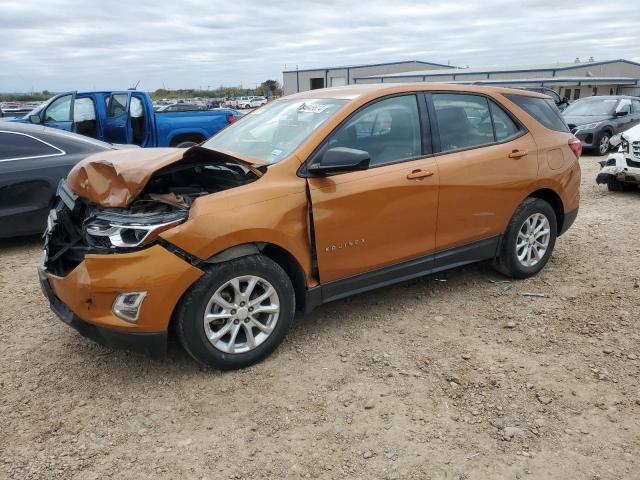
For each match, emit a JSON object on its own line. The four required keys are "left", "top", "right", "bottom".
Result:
{"left": 1, "top": 0, "right": 639, "bottom": 93}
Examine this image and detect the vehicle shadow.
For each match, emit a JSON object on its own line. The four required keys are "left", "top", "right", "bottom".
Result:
{"left": 0, "top": 233, "right": 42, "bottom": 252}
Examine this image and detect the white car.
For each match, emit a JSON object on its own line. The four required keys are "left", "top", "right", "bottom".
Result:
{"left": 597, "top": 123, "right": 640, "bottom": 191}
{"left": 237, "top": 97, "right": 265, "bottom": 109}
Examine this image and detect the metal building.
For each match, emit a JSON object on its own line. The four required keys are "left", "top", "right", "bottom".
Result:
{"left": 282, "top": 60, "right": 452, "bottom": 96}
{"left": 352, "top": 59, "right": 640, "bottom": 99}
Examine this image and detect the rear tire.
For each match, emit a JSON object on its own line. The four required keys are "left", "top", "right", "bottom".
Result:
{"left": 176, "top": 255, "right": 295, "bottom": 370}
{"left": 494, "top": 198, "right": 557, "bottom": 279}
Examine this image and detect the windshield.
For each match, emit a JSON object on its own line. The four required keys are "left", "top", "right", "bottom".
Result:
{"left": 564, "top": 98, "right": 619, "bottom": 116}
{"left": 202, "top": 98, "right": 347, "bottom": 163}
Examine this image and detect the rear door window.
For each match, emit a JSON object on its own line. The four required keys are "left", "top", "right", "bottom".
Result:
{"left": 505, "top": 94, "right": 569, "bottom": 132}
{"left": 489, "top": 100, "right": 521, "bottom": 141}
{"left": 0, "top": 132, "right": 63, "bottom": 160}
{"left": 432, "top": 93, "right": 495, "bottom": 152}
{"left": 107, "top": 94, "right": 128, "bottom": 117}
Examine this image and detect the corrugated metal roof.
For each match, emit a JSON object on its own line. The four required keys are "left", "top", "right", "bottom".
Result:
{"left": 354, "top": 59, "right": 640, "bottom": 79}
{"left": 446, "top": 77, "right": 639, "bottom": 85}
{"left": 282, "top": 59, "right": 452, "bottom": 74}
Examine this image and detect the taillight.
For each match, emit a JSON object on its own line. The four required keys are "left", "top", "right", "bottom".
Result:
{"left": 227, "top": 114, "right": 236, "bottom": 124}
{"left": 568, "top": 138, "right": 582, "bottom": 159}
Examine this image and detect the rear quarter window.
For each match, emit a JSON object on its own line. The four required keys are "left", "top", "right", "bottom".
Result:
{"left": 0, "top": 131, "right": 63, "bottom": 160}
{"left": 505, "top": 94, "right": 569, "bottom": 132}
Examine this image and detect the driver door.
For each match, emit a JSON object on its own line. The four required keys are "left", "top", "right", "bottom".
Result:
{"left": 42, "top": 92, "right": 76, "bottom": 132}
{"left": 307, "top": 94, "right": 439, "bottom": 286}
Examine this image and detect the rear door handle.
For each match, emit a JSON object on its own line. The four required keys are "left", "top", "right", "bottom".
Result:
{"left": 407, "top": 169, "right": 434, "bottom": 180}
{"left": 508, "top": 150, "right": 528, "bottom": 159}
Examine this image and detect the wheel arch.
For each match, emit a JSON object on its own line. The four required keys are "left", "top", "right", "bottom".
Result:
{"left": 205, "top": 242, "right": 308, "bottom": 313}
{"left": 169, "top": 132, "right": 207, "bottom": 147}
{"left": 527, "top": 188, "right": 565, "bottom": 235}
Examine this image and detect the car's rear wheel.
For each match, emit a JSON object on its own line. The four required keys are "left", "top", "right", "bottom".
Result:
{"left": 494, "top": 198, "right": 557, "bottom": 279}
{"left": 597, "top": 132, "right": 611, "bottom": 156}
{"left": 176, "top": 255, "right": 295, "bottom": 370}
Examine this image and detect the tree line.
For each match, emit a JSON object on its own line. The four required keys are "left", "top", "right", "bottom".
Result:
{"left": 0, "top": 80, "right": 283, "bottom": 102}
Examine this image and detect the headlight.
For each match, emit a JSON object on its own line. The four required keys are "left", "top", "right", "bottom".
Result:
{"left": 84, "top": 209, "right": 187, "bottom": 249}
{"left": 575, "top": 121, "right": 604, "bottom": 130}
{"left": 620, "top": 138, "right": 629, "bottom": 153}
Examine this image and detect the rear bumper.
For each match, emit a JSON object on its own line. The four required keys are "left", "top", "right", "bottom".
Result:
{"left": 38, "top": 266, "right": 167, "bottom": 357}
{"left": 559, "top": 207, "right": 578, "bottom": 236}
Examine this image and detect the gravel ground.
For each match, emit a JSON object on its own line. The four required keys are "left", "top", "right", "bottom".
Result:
{"left": 1, "top": 154, "right": 639, "bottom": 480}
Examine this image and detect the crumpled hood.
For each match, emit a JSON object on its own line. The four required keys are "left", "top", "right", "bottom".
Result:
{"left": 67, "top": 146, "right": 265, "bottom": 207}
{"left": 67, "top": 148, "right": 185, "bottom": 207}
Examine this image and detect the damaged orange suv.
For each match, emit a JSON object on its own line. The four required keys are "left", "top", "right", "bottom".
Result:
{"left": 39, "top": 84, "right": 581, "bottom": 369}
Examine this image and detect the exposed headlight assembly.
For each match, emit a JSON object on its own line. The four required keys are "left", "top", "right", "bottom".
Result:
{"left": 84, "top": 209, "right": 187, "bottom": 249}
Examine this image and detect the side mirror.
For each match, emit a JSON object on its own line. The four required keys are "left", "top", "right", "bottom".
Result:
{"left": 615, "top": 110, "right": 629, "bottom": 117}
{"left": 29, "top": 114, "right": 42, "bottom": 124}
{"left": 308, "top": 147, "right": 370, "bottom": 175}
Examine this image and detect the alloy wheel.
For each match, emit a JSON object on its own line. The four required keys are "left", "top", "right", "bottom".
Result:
{"left": 203, "top": 275, "right": 280, "bottom": 354}
{"left": 599, "top": 135, "right": 610, "bottom": 155}
{"left": 516, "top": 213, "right": 551, "bottom": 267}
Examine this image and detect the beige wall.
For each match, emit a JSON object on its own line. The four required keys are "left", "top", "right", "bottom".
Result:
{"left": 283, "top": 62, "right": 450, "bottom": 95}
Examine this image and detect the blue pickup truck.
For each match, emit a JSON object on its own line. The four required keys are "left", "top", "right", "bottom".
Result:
{"left": 12, "top": 90, "right": 240, "bottom": 148}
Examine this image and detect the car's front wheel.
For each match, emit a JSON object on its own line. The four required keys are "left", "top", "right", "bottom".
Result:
{"left": 176, "top": 255, "right": 295, "bottom": 370}
{"left": 494, "top": 197, "right": 557, "bottom": 279}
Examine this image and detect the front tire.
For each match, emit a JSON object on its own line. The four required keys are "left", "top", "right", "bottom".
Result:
{"left": 494, "top": 198, "right": 557, "bottom": 279}
{"left": 176, "top": 255, "right": 295, "bottom": 370}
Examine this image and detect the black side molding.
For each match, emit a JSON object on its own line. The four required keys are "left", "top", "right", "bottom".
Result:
{"left": 305, "top": 235, "right": 501, "bottom": 311}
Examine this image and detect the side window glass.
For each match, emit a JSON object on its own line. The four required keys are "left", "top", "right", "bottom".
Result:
{"left": 632, "top": 100, "right": 640, "bottom": 114}
{"left": 0, "top": 132, "right": 62, "bottom": 160}
{"left": 489, "top": 100, "right": 521, "bottom": 141}
{"left": 44, "top": 95, "right": 72, "bottom": 122}
{"left": 433, "top": 93, "right": 494, "bottom": 152}
{"left": 326, "top": 95, "right": 421, "bottom": 167}
{"left": 107, "top": 94, "right": 128, "bottom": 118}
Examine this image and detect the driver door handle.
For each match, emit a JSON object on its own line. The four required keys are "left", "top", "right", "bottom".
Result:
{"left": 407, "top": 169, "right": 434, "bottom": 180}
{"left": 508, "top": 150, "right": 528, "bottom": 159}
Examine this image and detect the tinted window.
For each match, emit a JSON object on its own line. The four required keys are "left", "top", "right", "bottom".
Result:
{"left": 433, "top": 93, "right": 494, "bottom": 152}
{"left": 44, "top": 95, "right": 72, "bottom": 122}
{"left": 326, "top": 95, "right": 421, "bottom": 166}
{"left": 506, "top": 94, "right": 569, "bottom": 132}
{"left": 107, "top": 94, "right": 128, "bottom": 117}
{"left": 0, "top": 132, "right": 62, "bottom": 160}
{"left": 489, "top": 100, "right": 521, "bottom": 141}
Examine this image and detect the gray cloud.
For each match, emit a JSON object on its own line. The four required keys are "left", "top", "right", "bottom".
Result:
{"left": 0, "top": 0, "right": 639, "bottom": 92}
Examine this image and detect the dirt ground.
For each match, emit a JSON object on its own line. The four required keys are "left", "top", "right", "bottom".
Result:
{"left": 1, "top": 154, "right": 639, "bottom": 480}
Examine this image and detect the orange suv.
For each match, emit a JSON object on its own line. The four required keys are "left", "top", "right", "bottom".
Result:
{"left": 39, "top": 84, "right": 581, "bottom": 369}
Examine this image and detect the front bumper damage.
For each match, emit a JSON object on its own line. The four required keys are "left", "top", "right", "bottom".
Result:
{"left": 596, "top": 152, "right": 640, "bottom": 185}
{"left": 40, "top": 182, "right": 204, "bottom": 356}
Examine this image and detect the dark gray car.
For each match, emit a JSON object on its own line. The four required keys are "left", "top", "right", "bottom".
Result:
{"left": 563, "top": 96, "right": 640, "bottom": 155}
{"left": 0, "top": 122, "right": 118, "bottom": 238}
